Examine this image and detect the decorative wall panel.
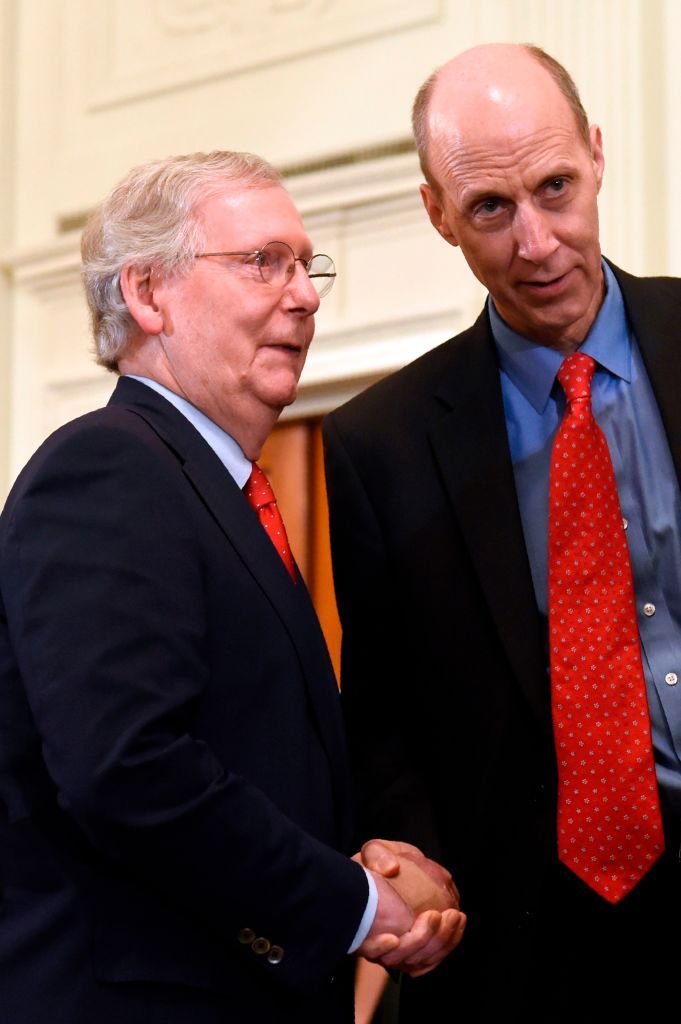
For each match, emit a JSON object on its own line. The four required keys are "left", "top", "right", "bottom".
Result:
{"left": 84, "top": 0, "right": 442, "bottom": 109}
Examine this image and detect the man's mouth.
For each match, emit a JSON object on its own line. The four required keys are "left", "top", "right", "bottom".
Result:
{"left": 520, "top": 269, "right": 573, "bottom": 294}
{"left": 267, "top": 342, "right": 302, "bottom": 353}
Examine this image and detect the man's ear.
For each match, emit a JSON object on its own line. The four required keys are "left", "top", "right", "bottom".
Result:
{"left": 589, "top": 124, "right": 605, "bottom": 194}
{"left": 420, "top": 183, "right": 459, "bottom": 247}
{"left": 120, "top": 263, "right": 165, "bottom": 336}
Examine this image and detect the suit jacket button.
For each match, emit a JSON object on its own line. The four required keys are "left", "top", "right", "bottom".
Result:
{"left": 267, "top": 945, "right": 284, "bottom": 964}
{"left": 252, "top": 937, "right": 271, "bottom": 955}
{"left": 238, "top": 928, "right": 255, "bottom": 945}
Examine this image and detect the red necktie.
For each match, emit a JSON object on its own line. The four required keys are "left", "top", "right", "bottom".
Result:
{"left": 548, "top": 352, "right": 664, "bottom": 903}
{"left": 244, "top": 463, "right": 297, "bottom": 583}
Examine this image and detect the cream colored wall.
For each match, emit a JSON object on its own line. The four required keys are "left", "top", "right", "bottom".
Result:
{"left": 0, "top": 0, "right": 678, "bottom": 496}
{"left": 0, "top": 1, "right": 16, "bottom": 496}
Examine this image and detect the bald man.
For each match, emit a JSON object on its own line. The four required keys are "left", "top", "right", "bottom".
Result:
{"left": 324, "top": 45, "right": 681, "bottom": 1021}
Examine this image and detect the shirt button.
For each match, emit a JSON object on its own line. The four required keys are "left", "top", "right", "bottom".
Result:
{"left": 665, "top": 672, "right": 678, "bottom": 686}
{"left": 622, "top": 517, "right": 628, "bottom": 530}
{"left": 267, "top": 945, "right": 285, "bottom": 964}
{"left": 643, "top": 603, "right": 656, "bottom": 617}
{"left": 252, "top": 937, "right": 271, "bottom": 955}
{"left": 238, "top": 928, "right": 255, "bottom": 945}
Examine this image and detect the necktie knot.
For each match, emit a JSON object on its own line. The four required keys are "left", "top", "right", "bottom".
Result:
{"left": 244, "top": 463, "right": 276, "bottom": 512}
{"left": 556, "top": 352, "right": 595, "bottom": 405}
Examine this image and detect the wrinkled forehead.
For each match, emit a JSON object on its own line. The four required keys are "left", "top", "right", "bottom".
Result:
{"left": 194, "top": 183, "right": 311, "bottom": 252}
{"left": 432, "top": 121, "right": 588, "bottom": 204}
{"left": 192, "top": 182, "right": 292, "bottom": 223}
{"left": 426, "top": 64, "right": 586, "bottom": 188}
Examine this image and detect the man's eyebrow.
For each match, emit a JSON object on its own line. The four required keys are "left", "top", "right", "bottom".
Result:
{"left": 459, "top": 186, "right": 503, "bottom": 210}
{"left": 459, "top": 164, "right": 579, "bottom": 210}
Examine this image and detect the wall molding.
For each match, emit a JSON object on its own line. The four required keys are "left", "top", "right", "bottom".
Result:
{"left": 83, "top": 1, "right": 442, "bottom": 111}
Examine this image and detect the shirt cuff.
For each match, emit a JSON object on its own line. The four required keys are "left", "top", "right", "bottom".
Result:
{"left": 347, "top": 867, "right": 378, "bottom": 953}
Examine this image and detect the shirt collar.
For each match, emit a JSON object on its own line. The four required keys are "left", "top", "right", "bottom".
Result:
{"left": 489, "top": 261, "right": 632, "bottom": 413}
{"left": 125, "top": 376, "right": 252, "bottom": 488}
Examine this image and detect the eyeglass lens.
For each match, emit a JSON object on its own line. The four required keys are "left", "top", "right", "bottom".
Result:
{"left": 257, "top": 242, "right": 335, "bottom": 298}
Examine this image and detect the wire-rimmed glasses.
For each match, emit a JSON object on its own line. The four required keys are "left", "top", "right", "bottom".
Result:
{"left": 194, "top": 240, "right": 336, "bottom": 298}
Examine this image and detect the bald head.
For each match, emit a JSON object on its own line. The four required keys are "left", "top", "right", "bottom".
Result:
{"left": 412, "top": 43, "right": 606, "bottom": 351}
{"left": 413, "top": 45, "right": 590, "bottom": 190}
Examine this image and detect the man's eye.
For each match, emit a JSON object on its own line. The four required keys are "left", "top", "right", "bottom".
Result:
{"left": 480, "top": 198, "right": 501, "bottom": 214}
{"left": 547, "top": 178, "right": 566, "bottom": 193}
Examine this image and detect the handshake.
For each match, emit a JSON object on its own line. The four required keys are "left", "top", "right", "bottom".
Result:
{"left": 354, "top": 840, "right": 466, "bottom": 977}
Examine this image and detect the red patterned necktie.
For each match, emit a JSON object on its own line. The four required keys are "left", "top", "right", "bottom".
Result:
{"left": 244, "top": 463, "right": 297, "bottom": 583}
{"left": 548, "top": 352, "right": 664, "bottom": 903}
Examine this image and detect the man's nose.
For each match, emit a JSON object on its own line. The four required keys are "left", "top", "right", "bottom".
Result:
{"left": 513, "top": 204, "right": 559, "bottom": 263}
{"left": 288, "top": 260, "right": 321, "bottom": 313}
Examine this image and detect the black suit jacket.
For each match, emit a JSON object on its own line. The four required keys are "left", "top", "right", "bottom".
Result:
{"left": 0, "top": 377, "right": 367, "bottom": 1024}
{"left": 323, "top": 265, "right": 681, "bottom": 1016}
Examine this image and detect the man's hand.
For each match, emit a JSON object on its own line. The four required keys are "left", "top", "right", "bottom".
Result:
{"left": 361, "top": 839, "right": 460, "bottom": 913}
{"left": 354, "top": 839, "right": 466, "bottom": 976}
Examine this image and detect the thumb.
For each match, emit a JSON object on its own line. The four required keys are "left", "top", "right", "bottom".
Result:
{"left": 361, "top": 839, "right": 401, "bottom": 877}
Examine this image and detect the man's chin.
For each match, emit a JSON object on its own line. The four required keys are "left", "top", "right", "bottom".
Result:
{"left": 262, "top": 381, "right": 299, "bottom": 413}
{"left": 499, "top": 291, "right": 597, "bottom": 345}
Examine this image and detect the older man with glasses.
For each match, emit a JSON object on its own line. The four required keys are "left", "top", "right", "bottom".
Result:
{"left": 0, "top": 151, "right": 464, "bottom": 1024}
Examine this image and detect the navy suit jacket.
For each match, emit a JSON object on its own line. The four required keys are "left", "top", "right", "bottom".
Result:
{"left": 323, "top": 264, "right": 681, "bottom": 1018}
{"left": 0, "top": 377, "right": 367, "bottom": 1024}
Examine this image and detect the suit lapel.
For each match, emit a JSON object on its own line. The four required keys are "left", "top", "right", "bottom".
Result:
{"left": 428, "top": 312, "right": 551, "bottom": 734}
{"left": 611, "top": 263, "right": 681, "bottom": 484}
{"left": 108, "top": 379, "right": 351, "bottom": 834}
{"left": 179, "top": 439, "right": 353, "bottom": 838}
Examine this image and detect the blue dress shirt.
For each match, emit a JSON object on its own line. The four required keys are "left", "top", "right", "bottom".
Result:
{"left": 490, "top": 262, "right": 681, "bottom": 815}
{"left": 125, "top": 375, "right": 378, "bottom": 948}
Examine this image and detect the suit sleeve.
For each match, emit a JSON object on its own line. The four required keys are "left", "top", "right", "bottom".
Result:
{"left": 0, "top": 420, "right": 368, "bottom": 991}
{"left": 323, "top": 413, "right": 444, "bottom": 859}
